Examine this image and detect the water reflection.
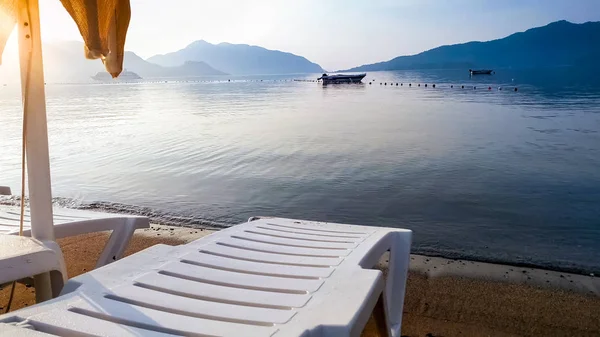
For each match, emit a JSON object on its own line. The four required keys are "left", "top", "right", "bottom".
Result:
{"left": 0, "top": 67, "right": 599, "bottom": 273}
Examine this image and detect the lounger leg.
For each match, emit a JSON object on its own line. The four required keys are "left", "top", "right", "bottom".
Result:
{"left": 95, "top": 220, "right": 136, "bottom": 268}
{"left": 35, "top": 240, "right": 68, "bottom": 302}
{"left": 385, "top": 231, "right": 412, "bottom": 337}
{"left": 372, "top": 293, "right": 391, "bottom": 337}
{"left": 50, "top": 270, "right": 65, "bottom": 298}
{"left": 33, "top": 273, "right": 53, "bottom": 303}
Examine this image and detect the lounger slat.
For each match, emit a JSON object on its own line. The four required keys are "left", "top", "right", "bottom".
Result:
{"left": 254, "top": 223, "right": 368, "bottom": 239}
{"left": 0, "top": 224, "right": 20, "bottom": 234}
{"left": 200, "top": 243, "right": 344, "bottom": 266}
{"left": 24, "top": 309, "right": 176, "bottom": 337}
{"left": 135, "top": 272, "right": 312, "bottom": 308}
{"left": 232, "top": 231, "right": 357, "bottom": 249}
{"left": 0, "top": 215, "right": 25, "bottom": 228}
{"left": 0, "top": 205, "right": 146, "bottom": 227}
{"left": 256, "top": 218, "right": 375, "bottom": 234}
{"left": 68, "top": 296, "right": 278, "bottom": 336}
{"left": 107, "top": 284, "right": 296, "bottom": 324}
{"left": 217, "top": 236, "right": 351, "bottom": 257}
{"left": 180, "top": 251, "right": 334, "bottom": 278}
{"left": 244, "top": 226, "right": 365, "bottom": 243}
{"left": 160, "top": 261, "right": 324, "bottom": 293}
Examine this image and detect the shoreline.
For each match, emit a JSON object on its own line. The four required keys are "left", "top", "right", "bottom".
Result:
{"left": 69, "top": 205, "right": 600, "bottom": 277}
{"left": 60, "top": 200, "right": 600, "bottom": 277}
{"left": 2, "top": 197, "right": 598, "bottom": 277}
{"left": 4, "top": 191, "right": 600, "bottom": 276}
{"left": 4, "top": 192, "right": 600, "bottom": 278}
{"left": 410, "top": 249, "right": 600, "bottom": 278}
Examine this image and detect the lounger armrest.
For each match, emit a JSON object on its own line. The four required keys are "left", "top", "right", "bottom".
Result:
{"left": 0, "top": 236, "right": 67, "bottom": 297}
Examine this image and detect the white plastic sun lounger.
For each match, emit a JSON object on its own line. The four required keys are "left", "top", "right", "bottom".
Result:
{"left": 0, "top": 205, "right": 149, "bottom": 268}
{"left": 0, "top": 217, "right": 411, "bottom": 337}
{"left": 1, "top": 187, "right": 149, "bottom": 268}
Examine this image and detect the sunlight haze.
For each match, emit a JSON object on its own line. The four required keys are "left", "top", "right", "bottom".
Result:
{"left": 1, "top": 1, "right": 600, "bottom": 333}
{"left": 3, "top": 0, "right": 600, "bottom": 70}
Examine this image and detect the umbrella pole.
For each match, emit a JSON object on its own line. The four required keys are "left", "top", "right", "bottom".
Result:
{"left": 18, "top": 0, "right": 56, "bottom": 302}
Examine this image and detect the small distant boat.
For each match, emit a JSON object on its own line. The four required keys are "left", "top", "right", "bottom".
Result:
{"left": 469, "top": 69, "right": 494, "bottom": 75}
{"left": 318, "top": 73, "right": 366, "bottom": 84}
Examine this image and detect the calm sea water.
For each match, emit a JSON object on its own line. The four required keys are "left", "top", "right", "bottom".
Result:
{"left": 1, "top": 68, "right": 599, "bottom": 273}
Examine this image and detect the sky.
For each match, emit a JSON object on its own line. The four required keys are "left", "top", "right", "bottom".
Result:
{"left": 3, "top": 0, "right": 600, "bottom": 70}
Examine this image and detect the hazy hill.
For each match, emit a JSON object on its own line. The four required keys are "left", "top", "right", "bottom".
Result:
{"left": 0, "top": 41, "right": 226, "bottom": 83}
{"left": 342, "top": 20, "right": 600, "bottom": 72}
{"left": 123, "top": 51, "right": 226, "bottom": 78}
{"left": 148, "top": 40, "right": 324, "bottom": 75}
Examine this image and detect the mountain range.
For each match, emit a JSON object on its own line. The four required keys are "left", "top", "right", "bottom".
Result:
{"left": 1, "top": 20, "right": 598, "bottom": 83}
{"left": 0, "top": 40, "right": 323, "bottom": 83}
{"left": 0, "top": 41, "right": 227, "bottom": 83}
{"left": 341, "top": 20, "right": 600, "bottom": 72}
{"left": 147, "top": 40, "right": 324, "bottom": 75}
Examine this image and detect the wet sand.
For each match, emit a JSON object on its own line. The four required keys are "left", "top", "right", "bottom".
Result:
{"left": 1, "top": 225, "right": 599, "bottom": 337}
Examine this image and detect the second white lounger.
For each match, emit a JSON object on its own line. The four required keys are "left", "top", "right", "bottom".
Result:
{"left": 0, "top": 204, "right": 149, "bottom": 268}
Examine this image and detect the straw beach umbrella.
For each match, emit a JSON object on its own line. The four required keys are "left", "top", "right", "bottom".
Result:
{"left": 0, "top": 0, "right": 131, "bottom": 301}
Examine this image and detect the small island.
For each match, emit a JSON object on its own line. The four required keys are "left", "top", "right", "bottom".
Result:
{"left": 91, "top": 69, "right": 142, "bottom": 81}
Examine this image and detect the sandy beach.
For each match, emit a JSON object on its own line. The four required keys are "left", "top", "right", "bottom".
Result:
{"left": 2, "top": 224, "right": 599, "bottom": 337}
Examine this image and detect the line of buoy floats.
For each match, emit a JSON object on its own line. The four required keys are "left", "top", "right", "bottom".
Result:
{"left": 13, "top": 79, "right": 516, "bottom": 91}
{"left": 369, "top": 81, "right": 517, "bottom": 91}
{"left": 27, "top": 79, "right": 318, "bottom": 85}
{"left": 88, "top": 79, "right": 311, "bottom": 85}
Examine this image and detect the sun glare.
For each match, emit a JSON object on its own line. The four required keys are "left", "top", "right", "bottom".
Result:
{"left": 4, "top": 29, "right": 18, "bottom": 53}
{"left": 0, "top": 28, "right": 18, "bottom": 65}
